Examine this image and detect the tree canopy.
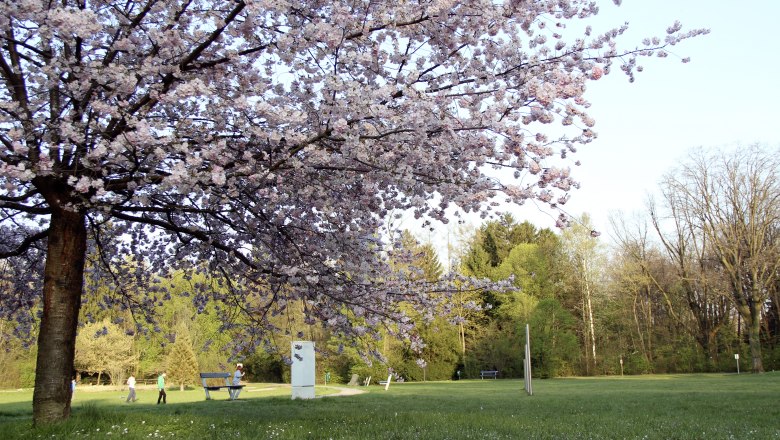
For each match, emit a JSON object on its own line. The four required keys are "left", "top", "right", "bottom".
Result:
{"left": 74, "top": 320, "right": 135, "bottom": 386}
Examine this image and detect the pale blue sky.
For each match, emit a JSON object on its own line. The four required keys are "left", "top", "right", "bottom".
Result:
{"left": 414, "top": 0, "right": 780, "bottom": 257}
{"left": 558, "top": 0, "right": 780, "bottom": 236}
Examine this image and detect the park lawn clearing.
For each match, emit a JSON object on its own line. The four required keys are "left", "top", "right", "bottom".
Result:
{"left": 0, "top": 373, "right": 778, "bottom": 439}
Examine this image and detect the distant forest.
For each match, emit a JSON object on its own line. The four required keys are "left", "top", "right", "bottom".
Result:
{"left": 3, "top": 148, "right": 779, "bottom": 388}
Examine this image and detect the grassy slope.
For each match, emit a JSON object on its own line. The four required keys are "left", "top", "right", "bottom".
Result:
{"left": 1, "top": 373, "right": 778, "bottom": 439}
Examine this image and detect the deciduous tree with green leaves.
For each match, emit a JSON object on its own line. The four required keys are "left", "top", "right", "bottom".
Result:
{"left": 529, "top": 298, "right": 580, "bottom": 378}
{"left": 560, "top": 214, "right": 605, "bottom": 374}
{"left": 74, "top": 320, "right": 135, "bottom": 386}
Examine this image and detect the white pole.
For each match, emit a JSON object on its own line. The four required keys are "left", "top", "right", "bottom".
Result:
{"left": 735, "top": 353, "right": 740, "bottom": 374}
{"left": 523, "top": 344, "right": 528, "bottom": 393}
{"left": 525, "top": 323, "right": 533, "bottom": 396}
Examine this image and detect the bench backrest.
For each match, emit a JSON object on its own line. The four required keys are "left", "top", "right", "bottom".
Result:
{"left": 200, "top": 372, "right": 231, "bottom": 388}
{"left": 200, "top": 372, "right": 231, "bottom": 379}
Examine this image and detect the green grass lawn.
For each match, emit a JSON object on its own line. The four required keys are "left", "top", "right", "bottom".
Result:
{"left": 1, "top": 373, "right": 779, "bottom": 439}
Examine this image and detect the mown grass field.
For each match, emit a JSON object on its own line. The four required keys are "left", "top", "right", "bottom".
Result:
{"left": 1, "top": 373, "right": 778, "bottom": 439}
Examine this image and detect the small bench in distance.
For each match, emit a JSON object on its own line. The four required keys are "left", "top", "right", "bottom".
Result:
{"left": 480, "top": 370, "right": 499, "bottom": 379}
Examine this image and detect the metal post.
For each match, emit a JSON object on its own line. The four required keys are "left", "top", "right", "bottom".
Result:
{"left": 524, "top": 323, "right": 533, "bottom": 396}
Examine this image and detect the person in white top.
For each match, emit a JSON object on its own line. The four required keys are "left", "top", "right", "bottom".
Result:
{"left": 126, "top": 375, "right": 137, "bottom": 402}
{"left": 232, "top": 363, "right": 245, "bottom": 399}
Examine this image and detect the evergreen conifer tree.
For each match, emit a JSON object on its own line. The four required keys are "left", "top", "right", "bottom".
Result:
{"left": 166, "top": 331, "right": 199, "bottom": 391}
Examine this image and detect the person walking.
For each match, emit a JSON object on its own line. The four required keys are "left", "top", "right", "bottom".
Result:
{"left": 126, "top": 374, "right": 137, "bottom": 402}
{"left": 157, "top": 372, "right": 167, "bottom": 404}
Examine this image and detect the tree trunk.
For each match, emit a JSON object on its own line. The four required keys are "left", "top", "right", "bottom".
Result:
{"left": 581, "top": 292, "right": 590, "bottom": 375}
{"left": 585, "top": 281, "right": 597, "bottom": 372}
{"left": 580, "top": 260, "right": 597, "bottom": 374}
{"left": 748, "top": 302, "right": 765, "bottom": 373}
{"left": 632, "top": 292, "right": 647, "bottom": 358}
{"left": 458, "top": 321, "right": 466, "bottom": 370}
{"left": 32, "top": 207, "right": 87, "bottom": 425}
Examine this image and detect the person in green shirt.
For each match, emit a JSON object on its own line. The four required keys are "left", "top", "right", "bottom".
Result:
{"left": 157, "top": 372, "right": 167, "bottom": 404}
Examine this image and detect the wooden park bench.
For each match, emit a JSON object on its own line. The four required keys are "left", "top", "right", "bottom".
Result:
{"left": 480, "top": 370, "right": 499, "bottom": 379}
{"left": 200, "top": 372, "right": 244, "bottom": 400}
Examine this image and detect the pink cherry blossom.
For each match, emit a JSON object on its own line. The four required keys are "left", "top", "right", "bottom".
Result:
{"left": 591, "top": 65, "right": 604, "bottom": 80}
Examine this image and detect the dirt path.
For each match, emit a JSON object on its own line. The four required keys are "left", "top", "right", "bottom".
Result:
{"left": 317, "top": 386, "right": 366, "bottom": 397}
{"left": 245, "top": 384, "right": 366, "bottom": 398}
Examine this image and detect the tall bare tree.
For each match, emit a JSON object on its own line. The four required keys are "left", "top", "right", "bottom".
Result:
{"left": 664, "top": 146, "right": 780, "bottom": 372}
{"left": 647, "top": 183, "right": 732, "bottom": 367}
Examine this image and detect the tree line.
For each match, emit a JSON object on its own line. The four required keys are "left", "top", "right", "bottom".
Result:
{"left": 455, "top": 146, "right": 780, "bottom": 377}
{"left": 3, "top": 144, "right": 777, "bottom": 388}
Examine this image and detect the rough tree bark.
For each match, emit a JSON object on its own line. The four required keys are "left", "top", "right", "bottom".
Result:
{"left": 747, "top": 303, "right": 763, "bottom": 373}
{"left": 732, "top": 284, "right": 766, "bottom": 373}
{"left": 32, "top": 194, "right": 86, "bottom": 424}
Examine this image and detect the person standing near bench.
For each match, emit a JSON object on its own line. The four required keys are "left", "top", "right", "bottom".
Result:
{"left": 126, "top": 374, "right": 137, "bottom": 403}
{"left": 232, "top": 363, "right": 245, "bottom": 399}
{"left": 157, "top": 372, "right": 167, "bottom": 404}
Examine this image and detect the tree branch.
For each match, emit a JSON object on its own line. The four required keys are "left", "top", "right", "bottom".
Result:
{"left": 0, "top": 228, "right": 49, "bottom": 258}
